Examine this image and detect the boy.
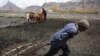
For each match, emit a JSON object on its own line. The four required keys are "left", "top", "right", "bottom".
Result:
{"left": 44, "top": 20, "right": 90, "bottom": 56}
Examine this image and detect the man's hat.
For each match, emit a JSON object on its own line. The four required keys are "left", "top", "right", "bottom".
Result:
{"left": 77, "top": 19, "right": 89, "bottom": 29}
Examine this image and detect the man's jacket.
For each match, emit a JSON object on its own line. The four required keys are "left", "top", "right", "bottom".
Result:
{"left": 50, "top": 23, "right": 78, "bottom": 48}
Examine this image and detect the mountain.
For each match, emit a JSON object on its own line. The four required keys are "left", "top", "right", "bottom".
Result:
{"left": 0, "top": 0, "right": 100, "bottom": 12}
{"left": 0, "top": 1, "right": 22, "bottom": 12}
{"left": 42, "top": 2, "right": 59, "bottom": 8}
{"left": 78, "top": 0, "right": 100, "bottom": 8}
{"left": 25, "top": 5, "right": 41, "bottom": 12}
{"left": 25, "top": 2, "right": 59, "bottom": 12}
{"left": 41, "top": 1, "right": 79, "bottom": 11}
{"left": 41, "top": 0, "right": 100, "bottom": 12}
{"left": 59, "top": 1, "right": 79, "bottom": 9}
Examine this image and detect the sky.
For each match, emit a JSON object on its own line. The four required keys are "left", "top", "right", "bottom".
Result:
{"left": 0, "top": 0, "right": 71, "bottom": 9}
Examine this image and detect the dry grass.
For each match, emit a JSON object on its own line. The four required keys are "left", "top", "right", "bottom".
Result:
{"left": 56, "top": 8, "right": 98, "bottom": 14}
{"left": 0, "top": 13, "right": 26, "bottom": 18}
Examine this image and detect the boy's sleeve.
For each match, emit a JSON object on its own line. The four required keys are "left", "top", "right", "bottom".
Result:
{"left": 59, "top": 32, "right": 69, "bottom": 40}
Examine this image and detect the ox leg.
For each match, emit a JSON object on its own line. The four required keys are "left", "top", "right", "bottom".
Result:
{"left": 28, "top": 19, "right": 29, "bottom": 22}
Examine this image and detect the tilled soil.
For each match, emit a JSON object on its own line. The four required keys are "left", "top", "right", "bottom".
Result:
{"left": 0, "top": 13, "right": 100, "bottom": 56}
{"left": 35, "top": 19, "right": 100, "bottom": 56}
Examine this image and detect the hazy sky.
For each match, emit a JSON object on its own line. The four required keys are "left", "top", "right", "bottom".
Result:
{"left": 0, "top": 0, "right": 71, "bottom": 9}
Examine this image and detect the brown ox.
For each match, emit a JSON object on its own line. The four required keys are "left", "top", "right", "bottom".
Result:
{"left": 26, "top": 8, "right": 47, "bottom": 23}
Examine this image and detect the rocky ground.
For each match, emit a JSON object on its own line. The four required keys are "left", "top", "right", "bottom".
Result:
{"left": 0, "top": 13, "right": 100, "bottom": 56}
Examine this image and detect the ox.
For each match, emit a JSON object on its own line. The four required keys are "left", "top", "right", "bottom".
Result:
{"left": 26, "top": 8, "right": 47, "bottom": 23}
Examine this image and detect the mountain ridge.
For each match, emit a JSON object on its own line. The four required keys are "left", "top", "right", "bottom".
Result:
{"left": 0, "top": 0, "right": 100, "bottom": 12}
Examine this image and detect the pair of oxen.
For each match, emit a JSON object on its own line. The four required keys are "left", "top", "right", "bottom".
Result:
{"left": 26, "top": 8, "right": 47, "bottom": 23}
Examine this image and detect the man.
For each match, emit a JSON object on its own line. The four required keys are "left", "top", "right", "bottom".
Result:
{"left": 42, "top": 8, "right": 47, "bottom": 20}
{"left": 44, "top": 19, "right": 90, "bottom": 56}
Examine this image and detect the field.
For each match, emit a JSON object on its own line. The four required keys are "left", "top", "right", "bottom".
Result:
{"left": 0, "top": 13, "right": 100, "bottom": 56}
